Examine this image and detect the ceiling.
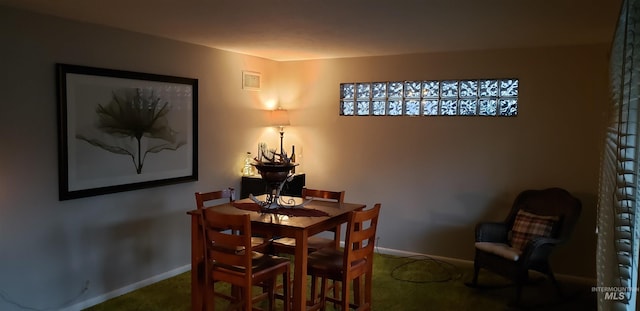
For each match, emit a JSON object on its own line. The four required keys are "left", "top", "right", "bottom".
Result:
{"left": 0, "top": 0, "right": 623, "bottom": 61}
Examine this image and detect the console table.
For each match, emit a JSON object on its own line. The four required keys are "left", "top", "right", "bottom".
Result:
{"left": 240, "top": 173, "right": 305, "bottom": 199}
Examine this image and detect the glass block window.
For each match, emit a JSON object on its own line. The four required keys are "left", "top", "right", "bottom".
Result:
{"left": 339, "top": 78, "right": 518, "bottom": 117}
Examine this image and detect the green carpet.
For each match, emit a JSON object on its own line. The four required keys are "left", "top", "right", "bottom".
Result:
{"left": 84, "top": 253, "right": 595, "bottom": 311}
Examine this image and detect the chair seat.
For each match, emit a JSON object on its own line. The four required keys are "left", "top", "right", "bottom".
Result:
{"left": 252, "top": 237, "right": 269, "bottom": 249}
{"left": 252, "top": 254, "right": 290, "bottom": 271}
{"left": 224, "top": 237, "right": 269, "bottom": 253}
{"left": 307, "top": 248, "right": 367, "bottom": 279}
{"left": 272, "top": 236, "right": 336, "bottom": 253}
{"left": 475, "top": 242, "right": 522, "bottom": 261}
{"left": 214, "top": 252, "right": 290, "bottom": 275}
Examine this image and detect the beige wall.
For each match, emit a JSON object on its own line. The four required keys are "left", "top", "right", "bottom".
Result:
{"left": 0, "top": 7, "right": 281, "bottom": 310}
{"left": 0, "top": 5, "right": 608, "bottom": 310}
{"left": 276, "top": 46, "right": 608, "bottom": 278}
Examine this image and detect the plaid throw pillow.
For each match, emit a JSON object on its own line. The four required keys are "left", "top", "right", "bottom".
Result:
{"left": 510, "top": 210, "right": 558, "bottom": 251}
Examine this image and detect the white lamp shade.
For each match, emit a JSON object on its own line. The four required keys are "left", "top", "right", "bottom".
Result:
{"left": 271, "top": 109, "right": 290, "bottom": 126}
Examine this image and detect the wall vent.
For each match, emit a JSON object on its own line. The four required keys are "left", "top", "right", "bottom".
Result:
{"left": 242, "top": 71, "right": 261, "bottom": 90}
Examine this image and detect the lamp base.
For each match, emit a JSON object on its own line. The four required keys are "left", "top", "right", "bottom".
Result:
{"left": 249, "top": 193, "right": 311, "bottom": 209}
{"left": 250, "top": 163, "right": 306, "bottom": 208}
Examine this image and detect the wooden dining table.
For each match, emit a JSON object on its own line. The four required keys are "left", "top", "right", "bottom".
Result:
{"left": 187, "top": 196, "right": 366, "bottom": 311}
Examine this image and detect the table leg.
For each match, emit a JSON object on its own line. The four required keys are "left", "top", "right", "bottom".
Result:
{"left": 292, "top": 230, "right": 308, "bottom": 311}
{"left": 190, "top": 214, "right": 204, "bottom": 311}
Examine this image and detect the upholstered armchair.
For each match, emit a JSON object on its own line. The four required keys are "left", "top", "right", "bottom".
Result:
{"left": 467, "top": 187, "right": 582, "bottom": 303}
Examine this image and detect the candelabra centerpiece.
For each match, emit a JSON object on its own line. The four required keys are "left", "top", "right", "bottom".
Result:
{"left": 250, "top": 144, "right": 301, "bottom": 209}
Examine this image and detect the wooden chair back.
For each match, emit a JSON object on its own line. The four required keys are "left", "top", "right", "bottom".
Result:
{"left": 201, "top": 209, "right": 254, "bottom": 279}
{"left": 195, "top": 187, "right": 235, "bottom": 209}
{"left": 301, "top": 188, "right": 345, "bottom": 202}
{"left": 344, "top": 204, "right": 381, "bottom": 273}
{"left": 197, "top": 187, "right": 272, "bottom": 253}
{"left": 202, "top": 209, "right": 252, "bottom": 274}
{"left": 302, "top": 187, "right": 346, "bottom": 246}
{"left": 271, "top": 188, "right": 347, "bottom": 257}
{"left": 307, "top": 204, "right": 381, "bottom": 310}
{"left": 200, "top": 208, "right": 291, "bottom": 311}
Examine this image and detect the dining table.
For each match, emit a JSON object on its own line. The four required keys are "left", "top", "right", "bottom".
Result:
{"left": 187, "top": 195, "right": 366, "bottom": 311}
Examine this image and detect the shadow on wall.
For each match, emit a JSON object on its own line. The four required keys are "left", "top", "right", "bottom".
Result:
{"left": 83, "top": 208, "right": 188, "bottom": 295}
{"left": 422, "top": 189, "right": 515, "bottom": 260}
{"left": 553, "top": 190, "right": 597, "bottom": 278}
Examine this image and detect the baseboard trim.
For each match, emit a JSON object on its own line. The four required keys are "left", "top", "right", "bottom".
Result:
{"left": 60, "top": 264, "right": 191, "bottom": 311}
{"left": 65, "top": 246, "right": 596, "bottom": 310}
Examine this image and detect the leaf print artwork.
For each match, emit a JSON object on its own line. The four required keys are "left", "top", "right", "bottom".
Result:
{"left": 76, "top": 88, "right": 186, "bottom": 174}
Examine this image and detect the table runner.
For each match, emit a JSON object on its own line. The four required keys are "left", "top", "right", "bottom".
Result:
{"left": 232, "top": 202, "right": 329, "bottom": 217}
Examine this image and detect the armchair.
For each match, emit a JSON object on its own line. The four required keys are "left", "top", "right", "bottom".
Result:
{"left": 467, "top": 187, "right": 582, "bottom": 304}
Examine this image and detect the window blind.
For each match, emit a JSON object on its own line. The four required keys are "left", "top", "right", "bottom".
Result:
{"left": 597, "top": 0, "right": 640, "bottom": 309}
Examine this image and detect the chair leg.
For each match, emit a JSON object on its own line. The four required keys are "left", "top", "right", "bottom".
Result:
{"left": 244, "top": 286, "right": 252, "bottom": 311}
{"left": 340, "top": 278, "right": 350, "bottom": 311}
{"left": 310, "top": 276, "right": 318, "bottom": 305}
{"left": 331, "top": 280, "right": 340, "bottom": 309}
{"left": 365, "top": 271, "right": 373, "bottom": 309}
{"left": 513, "top": 270, "right": 529, "bottom": 306}
{"left": 468, "top": 263, "right": 480, "bottom": 287}
{"left": 283, "top": 271, "right": 290, "bottom": 311}
{"left": 320, "top": 277, "right": 328, "bottom": 311}
{"left": 545, "top": 267, "right": 563, "bottom": 298}
{"left": 268, "top": 279, "right": 276, "bottom": 311}
{"left": 515, "top": 282, "right": 523, "bottom": 304}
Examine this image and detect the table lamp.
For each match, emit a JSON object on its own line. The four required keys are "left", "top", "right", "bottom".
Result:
{"left": 270, "top": 108, "right": 290, "bottom": 155}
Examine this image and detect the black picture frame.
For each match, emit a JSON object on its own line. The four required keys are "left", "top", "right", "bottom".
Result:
{"left": 56, "top": 64, "right": 198, "bottom": 200}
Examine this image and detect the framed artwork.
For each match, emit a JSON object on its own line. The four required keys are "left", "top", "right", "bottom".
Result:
{"left": 56, "top": 63, "right": 198, "bottom": 200}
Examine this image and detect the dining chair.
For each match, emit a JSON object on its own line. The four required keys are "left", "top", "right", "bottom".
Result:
{"left": 306, "top": 203, "right": 381, "bottom": 311}
{"left": 195, "top": 188, "right": 270, "bottom": 252}
{"left": 270, "top": 188, "right": 346, "bottom": 305}
{"left": 201, "top": 208, "right": 291, "bottom": 311}
{"left": 195, "top": 187, "right": 236, "bottom": 208}
{"left": 271, "top": 188, "right": 346, "bottom": 255}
